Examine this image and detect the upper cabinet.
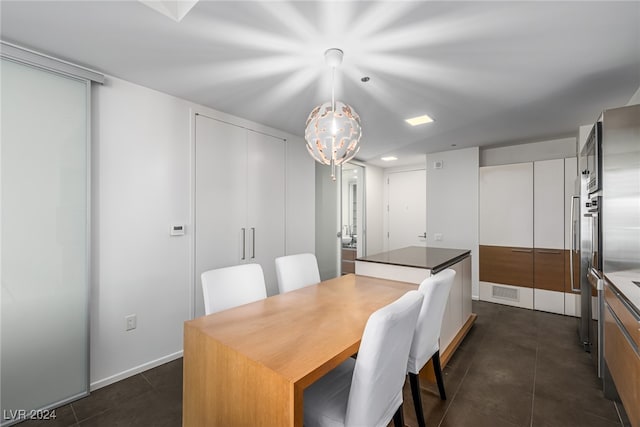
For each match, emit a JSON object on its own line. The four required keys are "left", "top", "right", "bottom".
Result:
{"left": 534, "top": 159, "right": 565, "bottom": 249}
{"left": 479, "top": 162, "right": 533, "bottom": 247}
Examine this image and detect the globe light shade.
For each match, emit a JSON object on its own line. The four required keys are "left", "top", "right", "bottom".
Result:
{"left": 304, "top": 101, "right": 362, "bottom": 171}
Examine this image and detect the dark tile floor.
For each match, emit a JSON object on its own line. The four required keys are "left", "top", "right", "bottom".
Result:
{"left": 20, "top": 301, "right": 627, "bottom": 427}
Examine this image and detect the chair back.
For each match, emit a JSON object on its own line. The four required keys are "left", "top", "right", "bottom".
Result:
{"left": 274, "top": 253, "right": 320, "bottom": 294}
{"left": 345, "top": 290, "right": 424, "bottom": 427}
{"left": 201, "top": 263, "right": 267, "bottom": 315}
{"left": 407, "top": 268, "right": 456, "bottom": 374}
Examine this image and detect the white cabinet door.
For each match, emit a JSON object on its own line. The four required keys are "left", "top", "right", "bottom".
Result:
{"left": 479, "top": 163, "right": 533, "bottom": 247}
{"left": 195, "top": 115, "right": 248, "bottom": 317}
{"left": 247, "top": 130, "right": 285, "bottom": 296}
{"left": 534, "top": 159, "right": 564, "bottom": 249}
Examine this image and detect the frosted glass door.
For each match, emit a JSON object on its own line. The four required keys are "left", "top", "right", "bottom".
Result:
{"left": 1, "top": 58, "right": 89, "bottom": 423}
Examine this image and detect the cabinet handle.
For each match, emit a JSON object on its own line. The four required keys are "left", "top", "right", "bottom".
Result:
{"left": 241, "top": 228, "right": 246, "bottom": 260}
{"left": 570, "top": 195, "right": 580, "bottom": 292}
{"left": 511, "top": 249, "right": 532, "bottom": 253}
{"left": 251, "top": 227, "right": 256, "bottom": 259}
{"left": 537, "top": 250, "right": 562, "bottom": 254}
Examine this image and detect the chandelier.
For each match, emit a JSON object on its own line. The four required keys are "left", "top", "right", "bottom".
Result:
{"left": 305, "top": 48, "right": 362, "bottom": 181}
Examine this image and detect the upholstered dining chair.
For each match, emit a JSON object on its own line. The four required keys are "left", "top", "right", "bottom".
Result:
{"left": 303, "top": 290, "right": 424, "bottom": 427}
{"left": 201, "top": 263, "right": 267, "bottom": 315}
{"left": 274, "top": 253, "right": 321, "bottom": 294}
{"left": 407, "top": 268, "right": 456, "bottom": 427}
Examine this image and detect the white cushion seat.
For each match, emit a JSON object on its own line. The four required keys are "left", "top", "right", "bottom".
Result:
{"left": 407, "top": 268, "right": 456, "bottom": 427}
{"left": 303, "top": 290, "right": 424, "bottom": 427}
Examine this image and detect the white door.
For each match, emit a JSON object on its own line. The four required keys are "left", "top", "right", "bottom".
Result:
{"left": 247, "top": 130, "right": 285, "bottom": 296}
{"left": 195, "top": 115, "right": 247, "bottom": 317}
{"left": 387, "top": 169, "right": 426, "bottom": 250}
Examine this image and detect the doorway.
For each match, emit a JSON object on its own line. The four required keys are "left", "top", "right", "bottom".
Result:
{"left": 340, "top": 163, "right": 365, "bottom": 274}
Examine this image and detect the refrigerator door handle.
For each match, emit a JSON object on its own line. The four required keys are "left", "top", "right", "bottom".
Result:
{"left": 570, "top": 195, "right": 580, "bottom": 292}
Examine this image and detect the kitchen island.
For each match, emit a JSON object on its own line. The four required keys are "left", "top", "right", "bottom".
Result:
{"left": 356, "top": 246, "right": 476, "bottom": 381}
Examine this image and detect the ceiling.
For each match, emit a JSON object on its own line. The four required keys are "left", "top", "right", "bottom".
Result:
{"left": 1, "top": 1, "right": 639, "bottom": 167}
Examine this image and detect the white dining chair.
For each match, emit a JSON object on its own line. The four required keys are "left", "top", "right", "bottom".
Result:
{"left": 201, "top": 263, "right": 267, "bottom": 315}
{"left": 407, "top": 268, "right": 456, "bottom": 427}
{"left": 274, "top": 253, "right": 321, "bottom": 294}
{"left": 303, "top": 290, "right": 424, "bottom": 427}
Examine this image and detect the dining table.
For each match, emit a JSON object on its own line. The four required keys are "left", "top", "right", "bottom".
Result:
{"left": 182, "top": 273, "right": 417, "bottom": 427}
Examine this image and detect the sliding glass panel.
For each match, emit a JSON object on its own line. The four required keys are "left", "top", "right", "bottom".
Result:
{"left": 315, "top": 164, "right": 340, "bottom": 280}
{"left": 1, "top": 58, "right": 89, "bottom": 424}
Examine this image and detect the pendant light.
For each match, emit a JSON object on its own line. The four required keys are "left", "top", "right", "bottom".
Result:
{"left": 304, "top": 48, "right": 362, "bottom": 181}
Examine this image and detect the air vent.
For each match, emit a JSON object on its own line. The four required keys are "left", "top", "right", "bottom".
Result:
{"left": 492, "top": 285, "right": 519, "bottom": 301}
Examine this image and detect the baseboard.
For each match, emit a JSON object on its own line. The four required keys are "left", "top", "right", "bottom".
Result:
{"left": 90, "top": 350, "right": 183, "bottom": 391}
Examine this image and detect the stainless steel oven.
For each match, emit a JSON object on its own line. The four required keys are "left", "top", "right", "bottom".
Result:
{"left": 579, "top": 120, "right": 604, "bottom": 378}
{"left": 585, "top": 194, "right": 603, "bottom": 376}
{"left": 581, "top": 122, "right": 602, "bottom": 195}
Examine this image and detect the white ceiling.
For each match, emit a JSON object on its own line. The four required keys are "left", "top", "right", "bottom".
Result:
{"left": 1, "top": 1, "right": 638, "bottom": 167}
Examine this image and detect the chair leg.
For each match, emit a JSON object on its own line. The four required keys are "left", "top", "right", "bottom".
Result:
{"left": 393, "top": 403, "right": 405, "bottom": 427}
{"left": 409, "top": 373, "right": 426, "bottom": 427}
{"left": 432, "top": 350, "right": 447, "bottom": 400}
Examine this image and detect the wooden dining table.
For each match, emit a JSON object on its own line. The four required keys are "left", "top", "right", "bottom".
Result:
{"left": 182, "top": 273, "right": 417, "bottom": 427}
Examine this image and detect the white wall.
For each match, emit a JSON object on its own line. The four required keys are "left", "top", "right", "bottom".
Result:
{"left": 480, "top": 137, "right": 576, "bottom": 167}
{"left": 91, "top": 76, "right": 314, "bottom": 390}
{"left": 627, "top": 85, "right": 640, "bottom": 105}
{"left": 365, "top": 164, "right": 384, "bottom": 256}
{"left": 426, "top": 148, "right": 480, "bottom": 298}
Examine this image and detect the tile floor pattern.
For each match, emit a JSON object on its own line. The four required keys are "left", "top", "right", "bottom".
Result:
{"left": 19, "top": 301, "right": 629, "bottom": 427}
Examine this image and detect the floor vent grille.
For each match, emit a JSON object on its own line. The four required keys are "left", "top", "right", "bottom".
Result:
{"left": 492, "top": 285, "right": 519, "bottom": 301}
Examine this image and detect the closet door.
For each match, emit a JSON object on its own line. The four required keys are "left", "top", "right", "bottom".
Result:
{"left": 194, "top": 115, "right": 247, "bottom": 317}
{"left": 247, "top": 131, "right": 285, "bottom": 296}
{"left": 1, "top": 59, "right": 89, "bottom": 420}
{"left": 479, "top": 163, "right": 534, "bottom": 308}
{"left": 533, "top": 159, "right": 565, "bottom": 314}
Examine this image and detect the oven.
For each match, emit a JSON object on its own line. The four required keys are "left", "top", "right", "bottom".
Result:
{"left": 581, "top": 122, "right": 602, "bottom": 195}
{"left": 579, "top": 120, "right": 604, "bottom": 378}
{"left": 585, "top": 194, "right": 603, "bottom": 376}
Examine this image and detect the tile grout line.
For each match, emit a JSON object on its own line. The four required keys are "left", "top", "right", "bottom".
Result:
{"left": 69, "top": 403, "right": 80, "bottom": 425}
{"left": 530, "top": 331, "right": 539, "bottom": 427}
{"left": 437, "top": 319, "right": 487, "bottom": 427}
{"left": 140, "top": 372, "right": 154, "bottom": 389}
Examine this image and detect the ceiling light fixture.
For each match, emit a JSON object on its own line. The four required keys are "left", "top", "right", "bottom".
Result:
{"left": 305, "top": 48, "right": 362, "bottom": 181}
{"left": 381, "top": 156, "right": 398, "bottom": 162}
{"left": 405, "top": 114, "right": 434, "bottom": 126}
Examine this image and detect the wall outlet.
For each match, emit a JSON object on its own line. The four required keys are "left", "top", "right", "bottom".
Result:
{"left": 434, "top": 233, "right": 443, "bottom": 241}
{"left": 125, "top": 314, "right": 137, "bottom": 331}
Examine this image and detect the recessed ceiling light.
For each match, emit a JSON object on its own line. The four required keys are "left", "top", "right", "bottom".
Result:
{"left": 361, "top": 76, "right": 370, "bottom": 82}
{"left": 405, "top": 114, "right": 434, "bottom": 126}
{"left": 381, "top": 156, "right": 398, "bottom": 162}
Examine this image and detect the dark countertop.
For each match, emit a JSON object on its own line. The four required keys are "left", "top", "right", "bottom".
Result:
{"left": 356, "top": 246, "right": 471, "bottom": 274}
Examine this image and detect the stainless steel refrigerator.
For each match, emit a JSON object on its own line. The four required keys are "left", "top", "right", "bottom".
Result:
{"left": 578, "top": 103, "right": 640, "bottom": 378}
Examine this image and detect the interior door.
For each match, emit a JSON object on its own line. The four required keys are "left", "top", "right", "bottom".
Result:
{"left": 247, "top": 130, "right": 285, "bottom": 296}
{"left": 1, "top": 58, "right": 90, "bottom": 422}
{"left": 194, "top": 114, "right": 247, "bottom": 317}
{"left": 387, "top": 169, "right": 426, "bottom": 250}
